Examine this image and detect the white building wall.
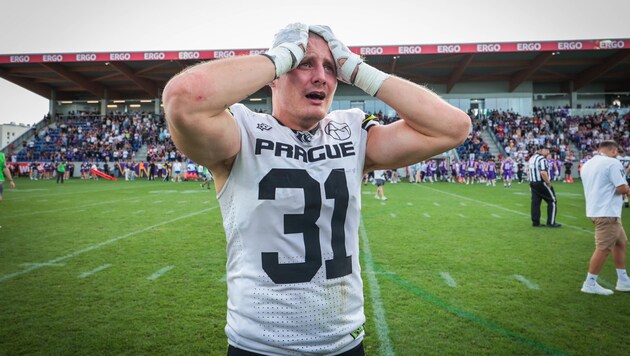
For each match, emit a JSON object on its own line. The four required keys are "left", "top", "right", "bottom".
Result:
{"left": 0, "top": 123, "right": 31, "bottom": 150}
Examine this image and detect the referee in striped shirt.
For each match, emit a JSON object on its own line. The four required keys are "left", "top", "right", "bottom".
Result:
{"left": 528, "top": 145, "right": 561, "bottom": 227}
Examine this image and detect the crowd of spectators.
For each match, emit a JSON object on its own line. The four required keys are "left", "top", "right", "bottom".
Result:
{"left": 456, "top": 117, "right": 493, "bottom": 161}
{"left": 4, "top": 104, "right": 630, "bottom": 175}
{"left": 12, "top": 111, "right": 168, "bottom": 163}
{"left": 477, "top": 105, "right": 630, "bottom": 163}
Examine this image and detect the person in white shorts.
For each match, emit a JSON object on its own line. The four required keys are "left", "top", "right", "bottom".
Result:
{"left": 580, "top": 140, "right": 630, "bottom": 295}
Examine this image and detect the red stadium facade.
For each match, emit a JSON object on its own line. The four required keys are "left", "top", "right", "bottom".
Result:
{"left": 0, "top": 37, "right": 629, "bottom": 121}
{"left": 1, "top": 37, "right": 629, "bottom": 175}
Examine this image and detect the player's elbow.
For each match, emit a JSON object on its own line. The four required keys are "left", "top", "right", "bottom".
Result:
{"left": 449, "top": 110, "right": 472, "bottom": 146}
{"left": 163, "top": 76, "right": 189, "bottom": 127}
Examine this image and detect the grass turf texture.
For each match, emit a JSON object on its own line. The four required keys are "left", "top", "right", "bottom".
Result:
{"left": 1, "top": 178, "right": 629, "bottom": 355}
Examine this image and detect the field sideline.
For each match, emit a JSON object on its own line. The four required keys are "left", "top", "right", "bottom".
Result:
{"left": 1, "top": 177, "right": 629, "bottom": 355}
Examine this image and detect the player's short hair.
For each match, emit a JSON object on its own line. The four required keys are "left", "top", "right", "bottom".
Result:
{"left": 598, "top": 140, "right": 618, "bottom": 150}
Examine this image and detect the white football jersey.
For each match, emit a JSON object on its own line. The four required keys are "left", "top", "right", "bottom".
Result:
{"left": 218, "top": 104, "right": 371, "bottom": 355}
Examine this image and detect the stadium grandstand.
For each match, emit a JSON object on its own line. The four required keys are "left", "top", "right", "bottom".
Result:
{"left": 1, "top": 37, "right": 629, "bottom": 177}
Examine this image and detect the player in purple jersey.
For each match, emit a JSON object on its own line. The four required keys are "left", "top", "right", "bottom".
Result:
{"left": 485, "top": 158, "right": 497, "bottom": 186}
{"left": 554, "top": 158, "right": 563, "bottom": 182}
{"left": 424, "top": 160, "right": 434, "bottom": 183}
{"left": 548, "top": 155, "right": 560, "bottom": 182}
{"left": 466, "top": 157, "right": 476, "bottom": 184}
{"left": 44, "top": 162, "right": 53, "bottom": 179}
{"left": 450, "top": 161, "right": 458, "bottom": 183}
{"left": 458, "top": 160, "right": 466, "bottom": 183}
{"left": 476, "top": 158, "right": 485, "bottom": 184}
{"left": 79, "top": 162, "right": 87, "bottom": 179}
{"left": 501, "top": 156, "right": 514, "bottom": 188}
{"left": 439, "top": 160, "right": 448, "bottom": 182}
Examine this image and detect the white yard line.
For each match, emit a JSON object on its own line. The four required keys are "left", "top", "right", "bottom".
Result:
{"left": 0, "top": 207, "right": 216, "bottom": 283}
{"left": 147, "top": 265, "right": 174, "bottom": 280}
{"left": 5, "top": 197, "right": 137, "bottom": 219}
{"left": 514, "top": 274, "right": 540, "bottom": 290}
{"left": 360, "top": 218, "right": 394, "bottom": 356}
{"left": 9, "top": 184, "right": 142, "bottom": 203}
{"left": 79, "top": 264, "right": 113, "bottom": 278}
{"left": 20, "top": 262, "right": 65, "bottom": 268}
{"left": 416, "top": 185, "right": 592, "bottom": 234}
{"left": 440, "top": 272, "right": 458, "bottom": 288}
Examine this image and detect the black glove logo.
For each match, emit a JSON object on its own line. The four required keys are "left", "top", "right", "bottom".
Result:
{"left": 324, "top": 121, "right": 351, "bottom": 140}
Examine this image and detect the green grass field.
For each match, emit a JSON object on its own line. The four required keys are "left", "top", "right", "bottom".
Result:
{"left": 1, "top": 177, "right": 629, "bottom": 355}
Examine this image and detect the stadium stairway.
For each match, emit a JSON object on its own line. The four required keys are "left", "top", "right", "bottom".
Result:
{"left": 480, "top": 128, "right": 505, "bottom": 158}
{"left": 134, "top": 144, "right": 148, "bottom": 162}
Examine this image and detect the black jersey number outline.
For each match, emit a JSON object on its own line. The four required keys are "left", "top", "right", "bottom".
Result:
{"left": 258, "top": 168, "right": 352, "bottom": 284}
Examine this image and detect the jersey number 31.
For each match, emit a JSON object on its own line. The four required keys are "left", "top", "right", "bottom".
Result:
{"left": 259, "top": 168, "right": 352, "bottom": 284}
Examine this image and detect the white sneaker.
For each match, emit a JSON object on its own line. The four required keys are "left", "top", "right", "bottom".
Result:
{"left": 581, "top": 282, "right": 613, "bottom": 295}
{"left": 375, "top": 195, "right": 380, "bottom": 200}
{"left": 616, "top": 280, "right": 630, "bottom": 292}
{"left": 381, "top": 196, "right": 388, "bottom": 201}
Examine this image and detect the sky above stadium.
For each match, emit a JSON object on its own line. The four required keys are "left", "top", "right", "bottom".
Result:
{"left": 1, "top": 0, "right": 629, "bottom": 125}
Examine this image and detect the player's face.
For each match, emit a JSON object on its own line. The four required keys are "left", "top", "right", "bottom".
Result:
{"left": 271, "top": 33, "right": 338, "bottom": 130}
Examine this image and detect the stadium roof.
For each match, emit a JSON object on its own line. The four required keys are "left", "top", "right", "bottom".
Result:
{"left": 0, "top": 38, "right": 629, "bottom": 101}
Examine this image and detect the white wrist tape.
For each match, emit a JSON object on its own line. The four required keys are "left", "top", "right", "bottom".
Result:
{"left": 339, "top": 55, "right": 362, "bottom": 84}
{"left": 353, "top": 63, "right": 390, "bottom": 96}
{"left": 264, "top": 42, "right": 303, "bottom": 78}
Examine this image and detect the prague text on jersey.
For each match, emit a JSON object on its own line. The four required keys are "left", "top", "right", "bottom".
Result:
{"left": 255, "top": 138, "right": 356, "bottom": 163}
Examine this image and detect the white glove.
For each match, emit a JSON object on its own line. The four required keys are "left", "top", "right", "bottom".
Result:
{"left": 309, "top": 25, "right": 389, "bottom": 96}
{"left": 263, "top": 23, "right": 309, "bottom": 78}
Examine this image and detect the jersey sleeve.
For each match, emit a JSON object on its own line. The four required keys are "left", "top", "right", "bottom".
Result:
{"left": 610, "top": 161, "right": 628, "bottom": 187}
{"left": 361, "top": 114, "right": 380, "bottom": 132}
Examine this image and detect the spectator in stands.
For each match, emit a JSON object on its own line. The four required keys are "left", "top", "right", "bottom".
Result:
{"left": 162, "top": 23, "right": 469, "bottom": 355}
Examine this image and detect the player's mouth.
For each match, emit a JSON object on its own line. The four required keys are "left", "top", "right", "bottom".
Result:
{"left": 305, "top": 91, "right": 326, "bottom": 103}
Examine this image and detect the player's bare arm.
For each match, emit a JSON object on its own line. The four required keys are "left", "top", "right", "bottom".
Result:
{"left": 163, "top": 24, "right": 309, "bottom": 190}
{"left": 366, "top": 77, "right": 471, "bottom": 170}
{"left": 162, "top": 55, "right": 275, "bottom": 184}
{"left": 309, "top": 25, "right": 470, "bottom": 174}
{"left": 616, "top": 183, "right": 630, "bottom": 195}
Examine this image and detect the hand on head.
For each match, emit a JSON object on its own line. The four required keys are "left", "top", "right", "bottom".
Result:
{"left": 265, "top": 23, "right": 309, "bottom": 78}
{"left": 309, "top": 25, "right": 389, "bottom": 96}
